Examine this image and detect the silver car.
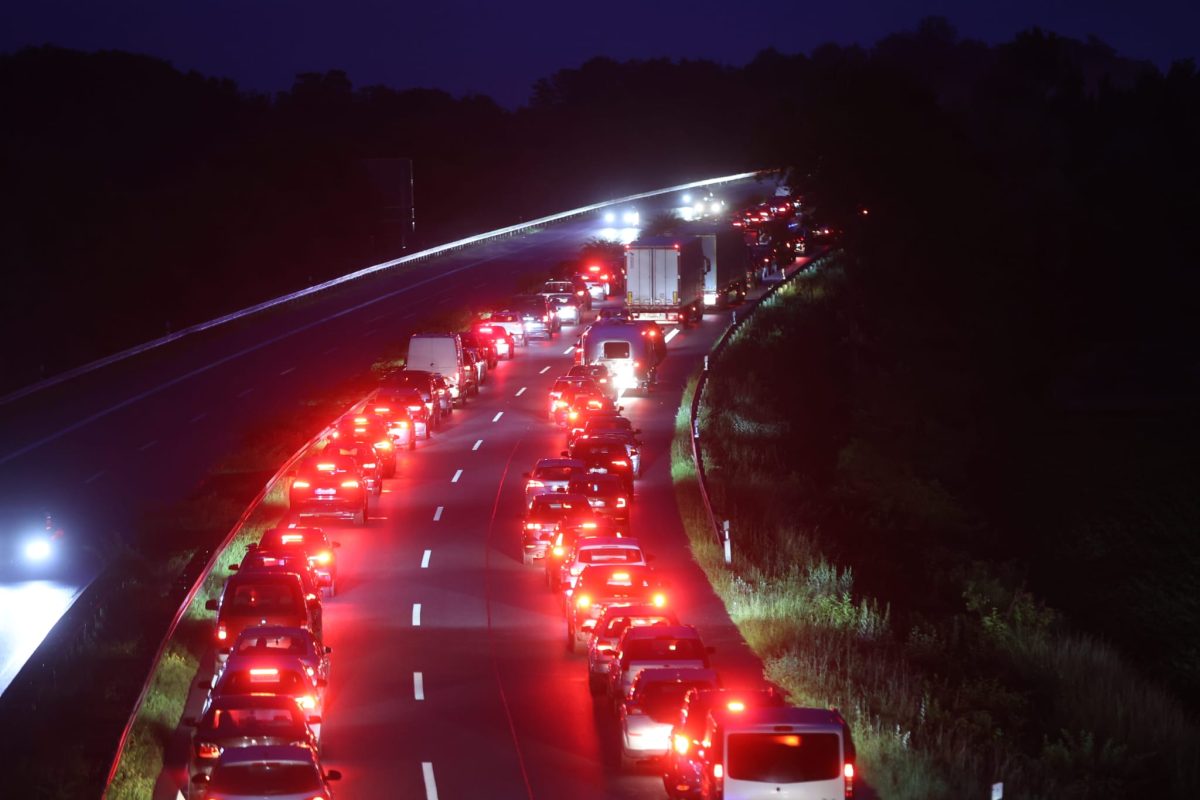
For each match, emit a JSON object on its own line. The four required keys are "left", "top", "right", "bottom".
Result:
{"left": 618, "top": 668, "right": 721, "bottom": 769}
{"left": 190, "top": 744, "right": 340, "bottom": 800}
{"left": 522, "top": 458, "right": 586, "bottom": 508}
{"left": 586, "top": 605, "right": 679, "bottom": 693}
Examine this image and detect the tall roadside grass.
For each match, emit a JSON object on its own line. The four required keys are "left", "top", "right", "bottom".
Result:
{"left": 672, "top": 266, "right": 1200, "bottom": 798}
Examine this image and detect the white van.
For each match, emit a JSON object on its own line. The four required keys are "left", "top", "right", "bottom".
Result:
{"left": 407, "top": 334, "right": 468, "bottom": 407}
{"left": 577, "top": 319, "right": 667, "bottom": 392}
{"left": 698, "top": 706, "right": 855, "bottom": 800}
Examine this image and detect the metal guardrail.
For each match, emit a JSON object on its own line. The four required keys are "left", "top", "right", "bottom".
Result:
{"left": 688, "top": 254, "right": 833, "bottom": 551}
{"left": 1, "top": 171, "right": 761, "bottom": 407}
{"left": 100, "top": 410, "right": 346, "bottom": 797}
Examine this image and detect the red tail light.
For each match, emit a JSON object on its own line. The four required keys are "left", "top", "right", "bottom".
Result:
{"left": 612, "top": 459, "right": 628, "bottom": 467}
{"left": 293, "top": 480, "right": 311, "bottom": 489}
{"left": 616, "top": 497, "right": 627, "bottom": 508}
{"left": 526, "top": 480, "right": 545, "bottom": 489}
{"left": 296, "top": 694, "right": 317, "bottom": 710}
{"left": 196, "top": 742, "right": 221, "bottom": 760}
{"left": 844, "top": 763, "right": 855, "bottom": 797}
{"left": 364, "top": 462, "right": 377, "bottom": 469}
{"left": 216, "top": 624, "right": 227, "bottom": 641}
{"left": 576, "top": 594, "right": 591, "bottom": 608}
{"left": 314, "top": 551, "right": 332, "bottom": 565}
{"left": 340, "top": 479, "right": 360, "bottom": 489}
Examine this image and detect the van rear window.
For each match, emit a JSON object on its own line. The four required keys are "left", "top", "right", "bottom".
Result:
{"left": 726, "top": 732, "right": 840, "bottom": 783}
{"left": 603, "top": 341, "right": 631, "bottom": 359}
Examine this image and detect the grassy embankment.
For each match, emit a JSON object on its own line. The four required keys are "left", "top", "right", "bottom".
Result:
{"left": 671, "top": 264, "right": 1200, "bottom": 798}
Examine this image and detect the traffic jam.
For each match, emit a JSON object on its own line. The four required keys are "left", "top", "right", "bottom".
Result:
{"left": 186, "top": 194, "right": 854, "bottom": 800}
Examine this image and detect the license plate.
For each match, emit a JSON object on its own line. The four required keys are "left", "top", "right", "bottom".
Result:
{"left": 589, "top": 499, "right": 605, "bottom": 507}
{"left": 591, "top": 468, "right": 608, "bottom": 474}
{"left": 315, "top": 489, "right": 336, "bottom": 495}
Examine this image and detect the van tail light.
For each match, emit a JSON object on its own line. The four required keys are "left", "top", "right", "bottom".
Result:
{"left": 713, "top": 763, "right": 723, "bottom": 780}
{"left": 196, "top": 742, "right": 221, "bottom": 760}
{"left": 526, "top": 480, "right": 545, "bottom": 489}
{"left": 341, "top": 480, "right": 360, "bottom": 489}
{"left": 293, "top": 480, "right": 311, "bottom": 489}
{"left": 652, "top": 592, "right": 667, "bottom": 607}
{"left": 673, "top": 734, "right": 690, "bottom": 755}
{"left": 216, "top": 624, "right": 227, "bottom": 641}
{"left": 844, "top": 763, "right": 855, "bottom": 797}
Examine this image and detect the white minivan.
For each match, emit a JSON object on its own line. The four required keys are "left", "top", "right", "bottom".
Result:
{"left": 698, "top": 706, "right": 855, "bottom": 800}
{"left": 407, "top": 333, "right": 468, "bottom": 407}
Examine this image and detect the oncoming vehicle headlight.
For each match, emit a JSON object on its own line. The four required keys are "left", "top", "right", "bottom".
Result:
{"left": 23, "top": 536, "right": 53, "bottom": 562}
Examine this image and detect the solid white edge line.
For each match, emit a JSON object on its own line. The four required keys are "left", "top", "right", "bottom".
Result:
{"left": 539, "top": 366, "right": 551, "bottom": 374}
{"left": 563, "top": 346, "right": 576, "bottom": 355}
{"left": 412, "top": 604, "right": 422, "bottom": 626}
{"left": 472, "top": 439, "right": 483, "bottom": 451}
{"left": 515, "top": 387, "right": 527, "bottom": 397}
{"left": 451, "top": 469, "right": 463, "bottom": 483}
{"left": 433, "top": 506, "right": 444, "bottom": 521}
{"left": 414, "top": 672, "right": 425, "bottom": 701}
{"left": 492, "top": 411, "right": 503, "bottom": 422}
{"left": 421, "top": 549, "right": 431, "bottom": 568}
{"left": 664, "top": 327, "right": 681, "bottom": 343}
{"left": 422, "top": 762, "right": 439, "bottom": 800}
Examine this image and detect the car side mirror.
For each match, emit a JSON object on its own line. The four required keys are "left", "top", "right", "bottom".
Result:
{"left": 205, "top": 599, "right": 219, "bottom": 611}
{"left": 325, "top": 770, "right": 343, "bottom": 781}
{"left": 325, "top": 646, "right": 333, "bottom": 654}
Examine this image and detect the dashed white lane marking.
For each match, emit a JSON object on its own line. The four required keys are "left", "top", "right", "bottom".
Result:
{"left": 279, "top": 366, "right": 296, "bottom": 376}
{"left": 189, "top": 412, "right": 207, "bottom": 424}
{"left": 370, "top": 516, "right": 389, "bottom": 521}
{"left": 433, "top": 506, "right": 444, "bottom": 521}
{"left": 492, "top": 412, "right": 504, "bottom": 422}
{"left": 421, "top": 549, "right": 431, "bottom": 568}
{"left": 451, "top": 469, "right": 463, "bottom": 483}
{"left": 515, "top": 387, "right": 527, "bottom": 397}
{"left": 414, "top": 672, "right": 425, "bottom": 701}
{"left": 412, "top": 604, "right": 422, "bottom": 626}
{"left": 84, "top": 470, "right": 106, "bottom": 484}
{"left": 539, "top": 366, "right": 551, "bottom": 374}
{"left": 422, "top": 762, "right": 439, "bottom": 800}
{"left": 236, "top": 387, "right": 254, "bottom": 398}
{"left": 563, "top": 346, "right": 576, "bottom": 355}
{"left": 472, "top": 439, "right": 483, "bottom": 451}
{"left": 138, "top": 439, "right": 157, "bottom": 451}
{"left": 664, "top": 327, "right": 681, "bottom": 343}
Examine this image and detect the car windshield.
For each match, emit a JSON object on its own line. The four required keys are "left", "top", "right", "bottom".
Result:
{"left": 642, "top": 682, "right": 712, "bottom": 723}
{"left": 204, "top": 706, "right": 305, "bottom": 734}
{"left": 235, "top": 633, "right": 309, "bottom": 657}
{"left": 530, "top": 500, "right": 591, "bottom": 522}
{"left": 579, "top": 547, "right": 641, "bottom": 564}
{"left": 726, "top": 732, "right": 841, "bottom": 783}
{"left": 624, "top": 638, "right": 705, "bottom": 661}
{"left": 208, "top": 763, "right": 322, "bottom": 794}
{"left": 572, "top": 480, "right": 621, "bottom": 497}
{"left": 227, "top": 583, "right": 301, "bottom": 615}
{"left": 486, "top": 313, "right": 518, "bottom": 322}
{"left": 587, "top": 418, "right": 631, "bottom": 431}
{"left": 600, "top": 615, "right": 672, "bottom": 637}
{"left": 575, "top": 442, "right": 625, "bottom": 459}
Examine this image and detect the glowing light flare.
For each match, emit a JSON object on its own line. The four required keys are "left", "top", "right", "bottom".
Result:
{"left": 727, "top": 700, "right": 745, "bottom": 712}
{"left": 652, "top": 593, "right": 667, "bottom": 607}
{"left": 673, "top": 734, "right": 690, "bottom": 755}
{"left": 292, "top": 480, "right": 311, "bottom": 489}
{"left": 340, "top": 480, "right": 360, "bottom": 489}
{"left": 296, "top": 694, "right": 317, "bottom": 710}
{"left": 23, "top": 537, "right": 52, "bottom": 562}
{"left": 845, "top": 763, "right": 855, "bottom": 780}
{"left": 576, "top": 594, "right": 591, "bottom": 608}
{"left": 713, "top": 764, "right": 724, "bottom": 779}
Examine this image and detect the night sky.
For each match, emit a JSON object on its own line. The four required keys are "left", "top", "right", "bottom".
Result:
{"left": 3, "top": 0, "right": 1198, "bottom": 107}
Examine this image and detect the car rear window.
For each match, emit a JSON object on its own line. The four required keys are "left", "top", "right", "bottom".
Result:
{"left": 234, "top": 633, "right": 307, "bottom": 657}
{"left": 223, "top": 669, "right": 308, "bottom": 695}
{"left": 726, "top": 732, "right": 841, "bottom": 783}
{"left": 535, "top": 466, "right": 577, "bottom": 481}
{"left": 601, "top": 615, "right": 671, "bottom": 636}
{"left": 625, "top": 638, "right": 705, "bottom": 661}
{"left": 579, "top": 547, "right": 641, "bottom": 564}
{"left": 603, "top": 341, "right": 631, "bottom": 359}
{"left": 208, "top": 763, "right": 321, "bottom": 794}
{"left": 205, "top": 706, "right": 305, "bottom": 734}
{"left": 642, "top": 682, "right": 713, "bottom": 723}
{"left": 227, "top": 584, "right": 302, "bottom": 615}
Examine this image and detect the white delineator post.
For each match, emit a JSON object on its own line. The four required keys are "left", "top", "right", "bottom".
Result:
{"left": 723, "top": 520, "right": 732, "bottom": 565}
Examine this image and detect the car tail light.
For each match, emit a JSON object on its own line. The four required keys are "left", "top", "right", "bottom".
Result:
{"left": 250, "top": 667, "right": 279, "bottom": 678}
{"left": 552, "top": 546, "right": 565, "bottom": 557}
{"left": 317, "top": 463, "right": 336, "bottom": 471}
{"left": 216, "top": 624, "right": 227, "bottom": 641}
{"left": 282, "top": 534, "right": 304, "bottom": 544}
{"left": 577, "top": 290, "right": 585, "bottom": 296}
{"left": 612, "top": 459, "right": 628, "bottom": 467}
{"left": 341, "top": 480, "right": 360, "bottom": 489}
{"left": 844, "top": 763, "right": 855, "bottom": 796}
{"left": 542, "top": 315, "right": 549, "bottom": 322}
{"left": 652, "top": 592, "right": 667, "bottom": 607}
{"left": 374, "top": 406, "right": 390, "bottom": 414}
{"left": 526, "top": 523, "right": 542, "bottom": 530}
{"left": 314, "top": 551, "right": 332, "bottom": 565}
{"left": 293, "top": 480, "right": 311, "bottom": 489}
{"left": 713, "top": 763, "right": 724, "bottom": 779}
{"left": 576, "top": 594, "right": 591, "bottom": 608}
{"left": 526, "top": 480, "right": 544, "bottom": 489}
{"left": 478, "top": 326, "right": 492, "bottom": 333}
{"left": 569, "top": 411, "right": 579, "bottom": 420}
{"left": 364, "top": 462, "right": 377, "bottom": 469}
{"left": 353, "top": 417, "right": 369, "bottom": 425}
{"left": 196, "top": 742, "right": 221, "bottom": 760}
{"left": 375, "top": 439, "right": 393, "bottom": 451}
{"left": 581, "top": 521, "right": 598, "bottom": 529}
{"left": 408, "top": 405, "right": 423, "bottom": 412}
{"left": 673, "top": 734, "right": 690, "bottom": 755}
{"left": 297, "top": 694, "right": 317, "bottom": 710}
{"left": 616, "top": 497, "right": 627, "bottom": 508}
{"left": 570, "top": 564, "right": 585, "bottom": 576}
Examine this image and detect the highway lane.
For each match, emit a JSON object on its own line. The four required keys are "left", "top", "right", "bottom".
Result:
{"left": 0, "top": 176, "right": 769, "bottom": 698}
{"left": 154, "top": 294, "right": 774, "bottom": 799}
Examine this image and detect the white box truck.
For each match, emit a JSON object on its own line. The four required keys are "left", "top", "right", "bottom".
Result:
{"left": 624, "top": 237, "right": 705, "bottom": 324}
{"left": 694, "top": 228, "right": 751, "bottom": 312}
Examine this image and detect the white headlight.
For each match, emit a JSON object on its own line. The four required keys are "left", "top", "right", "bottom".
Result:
{"left": 603, "top": 211, "right": 616, "bottom": 224}
{"left": 24, "top": 537, "right": 52, "bottom": 562}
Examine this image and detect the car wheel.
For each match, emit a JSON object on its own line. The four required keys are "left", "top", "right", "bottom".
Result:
{"left": 522, "top": 550, "right": 533, "bottom": 566}
{"left": 353, "top": 509, "right": 366, "bottom": 527}
{"left": 407, "top": 437, "right": 416, "bottom": 451}
{"left": 325, "top": 579, "right": 337, "bottom": 599}
{"left": 566, "top": 622, "right": 577, "bottom": 653}
{"left": 588, "top": 672, "right": 605, "bottom": 695}
{"left": 383, "top": 464, "right": 396, "bottom": 479}
{"left": 374, "top": 482, "right": 383, "bottom": 497}
{"left": 619, "top": 748, "right": 638, "bottom": 772}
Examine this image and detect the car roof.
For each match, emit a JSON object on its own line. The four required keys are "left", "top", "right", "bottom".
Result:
{"left": 621, "top": 624, "right": 699, "bottom": 642}
{"left": 226, "top": 570, "right": 304, "bottom": 588}
{"left": 215, "top": 744, "right": 316, "bottom": 766}
{"left": 575, "top": 537, "right": 641, "bottom": 549}
{"left": 235, "top": 624, "right": 316, "bottom": 641}
{"left": 635, "top": 667, "right": 720, "bottom": 686}
{"left": 534, "top": 458, "right": 585, "bottom": 469}
{"left": 714, "top": 706, "right": 846, "bottom": 730}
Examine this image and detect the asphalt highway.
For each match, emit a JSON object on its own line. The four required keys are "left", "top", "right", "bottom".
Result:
{"left": 157, "top": 298, "right": 770, "bottom": 800}
{"left": 0, "top": 176, "right": 767, "bottom": 698}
